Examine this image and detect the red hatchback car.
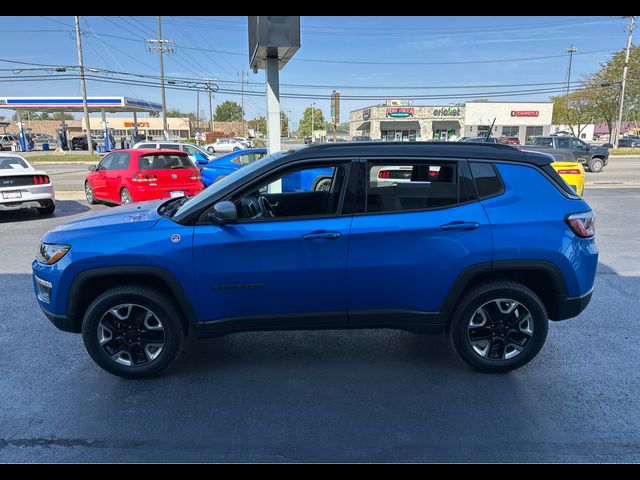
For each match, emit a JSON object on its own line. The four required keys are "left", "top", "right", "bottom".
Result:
{"left": 85, "top": 149, "right": 203, "bottom": 205}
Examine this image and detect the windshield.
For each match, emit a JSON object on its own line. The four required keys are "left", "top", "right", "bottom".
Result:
{"left": 172, "top": 150, "right": 291, "bottom": 219}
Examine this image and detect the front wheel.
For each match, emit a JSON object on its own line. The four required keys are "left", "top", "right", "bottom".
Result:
{"left": 313, "top": 176, "right": 333, "bottom": 192}
{"left": 588, "top": 157, "right": 604, "bottom": 173}
{"left": 81, "top": 286, "right": 185, "bottom": 378}
{"left": 207, "top": 146, "right": 215, "bottom": 153}
{"left": 449, "top": 281, "right": 548, "bottom": 373}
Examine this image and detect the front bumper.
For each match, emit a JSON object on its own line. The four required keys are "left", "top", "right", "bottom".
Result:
{"left": 39, "top": 304, "right": 80, "bottom": 333}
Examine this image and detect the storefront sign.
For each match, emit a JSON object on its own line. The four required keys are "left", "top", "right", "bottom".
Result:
{"left": 511, "top": 111, "right": 539, "bottom": 117}
{"left": 433, "top": 107, "right": 460, "bottom": 117}
{"left": 386, "top": 107, "right": 415, "bottom": 118}
{"left": 124, "top": 122, "right": 150, "bottom": 127}
{"left": 362, "top": 109, "right": 371, "bottom": 120}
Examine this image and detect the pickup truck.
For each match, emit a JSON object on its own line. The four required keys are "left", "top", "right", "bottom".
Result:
{"left": 525, "top": 136, "right": 609, "bottom": 173}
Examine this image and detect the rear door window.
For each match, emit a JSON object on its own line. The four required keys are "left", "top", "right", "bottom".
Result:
{"left": 138, "top": 154, "right": 193, "bottom": 170}
{"left": 469, "top": 162, "right": 504, "bottom": 199}
{"left": 366, "top": 161, "right": 461, "bottom": 213}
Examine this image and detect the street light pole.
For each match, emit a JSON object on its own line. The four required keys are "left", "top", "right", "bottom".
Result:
{"left": 75, "top": 16, "right": 93, "bottom": 155}
{"left": 614, "top": 16, "right": 635, "bottom": 149}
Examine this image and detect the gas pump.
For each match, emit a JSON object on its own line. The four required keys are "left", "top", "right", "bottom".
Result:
{"left": 24, "top": 130, "right": 35, "bottom": 150}
{"left": 55, "top": 128, "right": 69, "bottom": 151}
{"left": 127, "top": 128, "right": 145, "bottom": 146}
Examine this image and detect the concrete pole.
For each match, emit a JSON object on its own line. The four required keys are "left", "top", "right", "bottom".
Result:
{"left": 60, "top": 113, "right": 71, "bottom": 152}
{"left": 16, "top": 110, "right": 26, "bottom": 152}
{"left": 132, "top": 111, "right": 138, "bottom": 144}
{"left": 75, "top": 16, "right": 94, "bottom": 155}
{"left": 613, "top": 16, "right": 635, "bottom": 149}
{"left": 266, "top": 57, "right": 282, "bottom": 193}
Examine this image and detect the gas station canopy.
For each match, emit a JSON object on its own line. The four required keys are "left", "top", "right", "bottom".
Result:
{"left": 0, "top": 96, "right": 162, "bottom": 113}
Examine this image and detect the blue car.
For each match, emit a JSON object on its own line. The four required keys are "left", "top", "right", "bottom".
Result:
{"left": 33, "top": 142, "right": 598, "bottom": 378}
{"left": 202, "top": 148, "right": 334, "bottom": 191}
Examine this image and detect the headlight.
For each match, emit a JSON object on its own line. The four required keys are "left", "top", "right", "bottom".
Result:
{"left": 37, "top": 243, "right": 70, "bottom": 265}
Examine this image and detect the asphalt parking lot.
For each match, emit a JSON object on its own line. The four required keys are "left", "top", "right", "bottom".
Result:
{"left": 0, "top": 183, "right": 639, "bottom": 462}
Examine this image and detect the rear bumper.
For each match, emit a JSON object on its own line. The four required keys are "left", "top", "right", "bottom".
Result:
{"left": 550, "top": 289, "right": 593, "bottom": 321}
{"left": 0, "top": 185, "right": 55, "bottom": 210}
{"left": 131, "top": 185, "right": 203, "bottom": 202}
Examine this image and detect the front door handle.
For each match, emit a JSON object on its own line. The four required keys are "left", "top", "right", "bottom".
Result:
{"left": 302, "top": 231, "right": 341, "bottom": 240}
{"left": 440, "top": 221, "right": 480, "bottom": 231}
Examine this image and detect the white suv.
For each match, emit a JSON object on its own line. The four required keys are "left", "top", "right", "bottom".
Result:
{"left": 0, "top": 135, "right": 19, "bottom": 151}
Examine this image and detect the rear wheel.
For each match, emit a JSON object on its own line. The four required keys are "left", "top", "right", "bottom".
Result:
{"left": 85, "top": 182, "right": 97, "bottom": 205}
{"left": 449, "top": 280, "right": 548, "bottom": 373}
{"left": 37, "top": 200, "right": 55, "bottom": 215}
{"left": 588, "top": 157, "right": 604, "bottom": 173}
{"left": 120, "top": 188, "right": 132, "bottom": 205}
{"left": 207, "top": 146, "right": 215, "bottom": 153}
{"left": 81, "top": 286, "right": 185, "bottom": 378}
{"left": 313, "top": 176, "right": 333, "bottom": 192}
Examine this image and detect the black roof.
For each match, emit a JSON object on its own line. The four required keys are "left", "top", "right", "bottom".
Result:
{"left": 288, "top": 141, "right": 553, "bottom": 166}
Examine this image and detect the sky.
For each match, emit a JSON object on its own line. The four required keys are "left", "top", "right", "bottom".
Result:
{"left": 0, "top": 16, "right": 634, "bottom": 127}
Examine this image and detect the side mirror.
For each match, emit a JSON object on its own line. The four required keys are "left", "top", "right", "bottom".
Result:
{"left": 194, "top": 152, "right": 209, "bottom": 166}
{"left": 89, "top": 165, "right": 97, "bottom": 171}
{"left": 208, "top": 200, "right": 237, "bottom": 224}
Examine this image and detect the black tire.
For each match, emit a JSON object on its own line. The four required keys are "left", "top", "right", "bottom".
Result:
{"left": 81, "top": 286, "right": 185, "bottom": 379}
{"left": 312, "top": 176, "right": 333, "bottom": 192}
{"left": 207, "top": 146, "right": 215, "bottom": 153}
{"left": 120, "top": 187, "right": 132, "bottom": 205}
{"left": 85, "top": 182, "right": 97, "bottom": 205}
{"left": 37, "top": 200, "right": 55, "bottom": 215}
{"left": 448, "top": 280, "right": 548, "bottom": 373}
{"left": 588, "top": 157, "right": 604, "bottom": 173}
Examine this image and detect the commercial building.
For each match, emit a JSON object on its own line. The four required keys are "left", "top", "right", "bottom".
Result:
{"left": 87, "top": 117, "right": 190, "bottom": 141}
{"left": 349, "top": 100, "right": 554, "bottom": 144}
{"left": 464, "top": 101, "right": 553, "bottom": 144}
{"left": 550, "top": 124, "right": 595, "bottom": 141}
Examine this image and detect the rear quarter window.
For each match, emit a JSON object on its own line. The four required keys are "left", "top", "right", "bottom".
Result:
{"left": 469, "top": 162, "right": 505, "bottom": 199}
{"left": 138, "top": 154, "right": 194, "bottom": 170}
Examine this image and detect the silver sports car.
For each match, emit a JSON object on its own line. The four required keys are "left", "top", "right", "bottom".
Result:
{"left": 0, "top": 154, "right": 55, "bottom": 214}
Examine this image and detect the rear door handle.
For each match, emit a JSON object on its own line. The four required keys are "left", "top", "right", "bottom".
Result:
{"left": 440, "top": 222, "right": 480, "bottom": 231}
{"left": 302, "top": 231, "right": 341, "bottom": 240}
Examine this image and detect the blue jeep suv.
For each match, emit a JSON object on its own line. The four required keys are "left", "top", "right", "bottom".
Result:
{"left": 33, "top": 143, "right": 598, "bottom": 378}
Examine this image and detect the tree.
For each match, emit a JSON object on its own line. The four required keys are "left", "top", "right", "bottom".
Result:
{"left": 214, "top": 101, "right": 244, "bottom": 122}
{"left": 298, "top": 107, "right": 326, "bottom": 137}
{"left": 338, "top": 122, "right": 350, "bottom": 132}
{"left": 585, "top": 45, "right": 640, "bottom": 135}
{"left": 551, "top": 90, "right": 596, "bottom": 138}
{"left": 280, "top": 111, "right": 289, "bottom": 136}
{"left": 248, "top": 115, "right": 266, "bottom": 136}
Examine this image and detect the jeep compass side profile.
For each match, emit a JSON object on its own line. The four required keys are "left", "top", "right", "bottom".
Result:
{"left": 33, "top": 143, "right": 598, "bottom": 378}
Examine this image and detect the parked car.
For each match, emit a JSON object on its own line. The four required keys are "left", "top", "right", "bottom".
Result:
{"left": 463, "top": 137, "right": 500, "bottom": 144}
{"left": 84, "top": 149, "right": 203, "bottom": 206}
{"left": 132, "top": 141, "right": 213, "bottom": 166}
{"left": 0, "top": 153, "right": 55, "bottom": 214}
{"left": 0, "top": 134, "right": 19, "bottom": 151}
{"left": 352, "top": 135, "right": 372, "bottom": 142}
{"left": 499, "top": 136, "right": 520, "bottom": 145}
{"left": 71, "top": 135, "right": 98, "bottom": 151}
{"left": 201, "top": 148, "right": 333, "bottom": 191}
{"left": 525, "top": 136, "right": 609, "bottom": 173}
{"left": 618, "top": 138, "right": 639, "bottom": 148}
{"left": 234, "top": 137, "right": 253, "bottom": 148}
{"left": 33, "top": 133, "right": 54, "bottom": 144}
{"left": 34, "top": 142, "right": 597, "bottom": 378}
{"left": 203, "top": 138, "right": 248, "bottom": 153}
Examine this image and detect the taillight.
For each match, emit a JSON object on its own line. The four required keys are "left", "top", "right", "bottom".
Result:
{"left": 557, "top": 169, "right": 581, "bottom": 175}
{"left": 132, "top": 172, "right": 157, "bottom": 182}
{"left": 378, "top": 170, "right": 391, "bottom": 178}
{"left": 190, "top": 171, "right": 202, "bottom": 181}
{"left": 33, "top": 175, "right": 50, "bottom": 184}
{"left": 429, "top": 171, "right": 439, "bottom": 177}
{"left": 566, "top": 211, "right": 595, "bottom": 238}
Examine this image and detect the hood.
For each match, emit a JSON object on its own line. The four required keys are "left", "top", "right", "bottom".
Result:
{"left": 44, "top": 200, "right": 164, "bottom": 242}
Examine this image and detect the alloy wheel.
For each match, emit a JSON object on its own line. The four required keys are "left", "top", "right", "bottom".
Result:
{"left": 121, "top": 189, "right": 132, "bottom": 205}
{"left": 467, "top": 298, "right": 534, "bottom": 360}
{"left": 97, "top": 304, "right": 165, "bottom": 367}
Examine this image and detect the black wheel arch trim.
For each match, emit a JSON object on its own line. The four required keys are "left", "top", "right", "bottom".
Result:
{"left": 65, "top": 266, "right": 198, "bottom": 330}
{"left": 440, "top": 260, "right": 574, "bottom": 321}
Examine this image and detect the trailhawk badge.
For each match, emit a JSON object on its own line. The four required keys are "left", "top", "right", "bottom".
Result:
{"left": 170, "top": 234, "right": 181, "bottom": 243}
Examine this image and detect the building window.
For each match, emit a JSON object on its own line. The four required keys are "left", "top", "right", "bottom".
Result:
{"left": 525, "top": 126, "right": 543, "bottom": 139}
{"left": 148, "top": 129, "right": 163, "bottom": 136}
{"left": 502, "top": 126, "right": 519, "bottom": 137}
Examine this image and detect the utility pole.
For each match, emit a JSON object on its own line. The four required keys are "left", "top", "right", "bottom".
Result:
{"left": 311, "top": 102, "right": 316, "bottom": 143}
{"left": 196, "top": 89, "right": 200, "bottom": 135}
{"left": 614, "top": 16, "right": 635, "bottom": 149}
{"left": 565, "top": 45, "right": 576, "bottom": 98}
{"left": 239, "top": 68, "right": 247, "bottom": 137}
{"left": 75, "top": 16, "right": 93, "bottom": 155}
{"left": 146, "top": 16, "right": 174, "bottom": 140}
